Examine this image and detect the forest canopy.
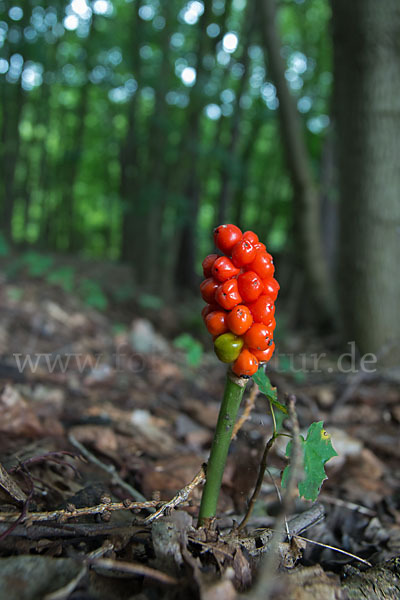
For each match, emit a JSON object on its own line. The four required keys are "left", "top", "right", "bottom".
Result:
{"left": 1, "top": 0, "right": 400, "bottom": 359}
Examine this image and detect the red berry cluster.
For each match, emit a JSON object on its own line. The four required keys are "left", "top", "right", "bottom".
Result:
{"left": 201, "top": 224, "right": 279, "bottom": 377}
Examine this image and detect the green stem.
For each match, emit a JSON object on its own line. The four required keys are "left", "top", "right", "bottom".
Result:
{"left": 197, "top": 369, "right": 247, "bottom": 527}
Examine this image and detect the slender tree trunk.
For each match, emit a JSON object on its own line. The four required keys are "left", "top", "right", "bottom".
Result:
{"left": 145, "top": 2, "right": 173, "bottom": 290}
{"left": 259, "top": 0, "right": 335, "bottom": 324}
{"left": 0, "top": 81, "right": 24, "bottom": 240}
{"left": 174, "top": 0, "right": 213, "bottom": 291}
{"left": 61, "top": 81, "right": 89, "bottom": 251}
{"left": 217, "top": 1, "right": 255, "bottom": 225}
{"left": 120, "top": 1, "right": 144, "bottom": 271}
{"left": 331, "top": 0, "right": 400, "bottom": 359}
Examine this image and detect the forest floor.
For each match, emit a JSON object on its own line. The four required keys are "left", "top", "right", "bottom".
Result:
{"left": 0, "top": 266, "right": 400, "bottom": 600}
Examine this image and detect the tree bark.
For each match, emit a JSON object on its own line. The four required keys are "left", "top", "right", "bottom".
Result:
{"left": 259, "top": 0, "right": 335, "bottom": 324}
{"left": 331, "top": 0, "right": 400, "bottom": 359}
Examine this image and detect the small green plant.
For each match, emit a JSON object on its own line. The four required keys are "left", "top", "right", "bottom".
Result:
{"left": 173, "top": 333, "right": 203, "bottom": 367}
{"left": 197, "top": 224, "right": 337, "bottom": 527}
{"left": 22, "top": 251, "right": 54, "bottom": 277}
{"left": 138, "top": 293, "right": 164, "bottom": 311}
{"left": 0, "top": 232, "right": 10, "bottom": 257}
{"left": 46, "top": 266, "right": 76, "bottom": 293}
{"left": 78, "top": 278, "right": 108, "bottom": 310}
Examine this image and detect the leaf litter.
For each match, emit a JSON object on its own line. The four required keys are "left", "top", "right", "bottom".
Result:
{"left": 0, "top": 274, "right": 399, "bottom": 599}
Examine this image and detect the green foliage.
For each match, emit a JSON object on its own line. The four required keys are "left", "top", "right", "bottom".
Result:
{"left": 0, "top": 0, "right": 332, "bottom": 290}
{"left": 112, "top": 323, "right": 127, "bottom": 335}
{"left": 78, "top": 278, "right": 108, "bottom": 311}
{"left": 281, "top": 421, "right": 337, "bottom": 501}
{"left": 22, "top": 252, "right": 54, "bottom": 277}
{"left": 252, "top": 367, "right": 288, "bottom": 414}
{"left": 173, "top": 333, "right": 203, "bottom": 367}
{"left": 0, "top": 233, "right": 10, "bottom": 257}
{"left": 137, "top": 294, "right": 164, "bottom": 311}
{"left": 46, "top": 266, "right": 76, "bottom": 293}
{"left": 6, "top": 287, "right": 23, "bottom": 303}
{"left": 278, "top": 355, "right": 307, "bottom": 383}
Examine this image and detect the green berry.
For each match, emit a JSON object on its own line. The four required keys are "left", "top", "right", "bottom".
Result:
{"left": 214, "top": 333, "right": 244, "bottom": 363}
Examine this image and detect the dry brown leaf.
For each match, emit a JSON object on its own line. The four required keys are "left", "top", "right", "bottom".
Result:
{"left": 0, "top": 385, "right": 43, "bottom": 437}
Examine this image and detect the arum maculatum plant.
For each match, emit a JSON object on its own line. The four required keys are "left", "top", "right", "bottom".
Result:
{"left": 198, "top": 225, "right": 337, "bottom": 527}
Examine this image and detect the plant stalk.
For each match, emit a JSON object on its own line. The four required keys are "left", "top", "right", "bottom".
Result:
{"left": 197, "top": 369, "right": 247, "bottom": 527}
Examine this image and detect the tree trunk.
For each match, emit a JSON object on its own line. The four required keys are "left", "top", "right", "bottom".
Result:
{"left": 259, "top": 0, "right": 335, "bottom": 325}
{"left": 173, "top": 0, "right": 213, "bottom": 291}
{"left": 217, "top": 0, "right": 255, "bottom": 225}
{"left": 331, "top": 0, "right": 400, "bottom": 359}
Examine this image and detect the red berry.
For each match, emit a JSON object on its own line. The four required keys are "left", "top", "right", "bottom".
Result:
{"left": 242, "top": 231, "right": 259, "bottom": 245}
{"left": 231, "top": 239, "right": 257, "bottom": 267}
{"left": 202, "top": 254, "right": 219, "bottom": 278}
{"left": 200, "top": 278, "right": 219, "bottom": 303}
{"left": 226, "top": 304, "right": 253, "bottom": 335}
{"left": 205, "top": 311, "right": 229, "bottom": 337}
{"left": 214, "top": 224, "right": 242, "bottom": 255}
{"left": 212, "top": 256, "right": 240, "bottom": 282}
{"left": 251, "top": 342, "right": 275, "bottom": 363}
{"left": 254, "top": 242, "right": 266, "bottom": 252}
{"left": 244, "top": 323, "right": 273, "bottom": 351}
{"left": 265, "top": 317, "right": 276, "bottom": 332}
{"left": 202, "top": 304, "right": 217, "bottom": 320}
{"left": 246, "top": 251, "right": 274, "bottom": 279}
{"left": 247, "top": 295, "right": 275, "bottom": 324}
{"left": 262, "top": 278, "right": 280, "bottom": 302}
{"left": 232, "top": 349, "right": 259, "bottom": 377}
{"left": 215, "top": 278, "right": 242, "bottom": 310}
{"left": 237, "top": 271, "right": 263, "bottom": 303}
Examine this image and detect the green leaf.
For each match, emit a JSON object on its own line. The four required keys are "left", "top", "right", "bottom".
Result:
{"left": 252, "top": 367, "right": 287, "bottom": 414}
{"left": 22, "top": 252, "right": 54, "bottom": 277}
{"left": 282, "top": 421, "right": 337, "bottom": 501}
{"left": 79, "top": 279, "right": 108, "bottom": 311}
{"left": 0, "top": 233, "right": 10, "bottom": 257}
{"left": 46, "top": 266, "right": 76, "bottom": 293}
{"left": 173, "top": 333, "right": 203, "bottom": 367}
{"left": 138, "top": 293, "right": 164, "bottom": 310}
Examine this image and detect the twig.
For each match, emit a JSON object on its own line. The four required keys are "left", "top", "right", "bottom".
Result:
{"left": 10, "top": 451, "right": 81, "bottom": 476}
{"left": 231, "top": 382, "right": 259, "bottom": 439}
{"left": 0, "top": 460, "right": 27, "bottom": 504}
{"left": 320, "top": 494, "right": 376, "bottom": 517}
{"left": 88, "top": 558, "right": 178, "bottom": 585}
{"left": 0, "top": 498, "right": 158, "bottom": 524}
{"left": 0, "top": 468, "right": 34, "bottom": 541}
{"left": 68, "top": 433, "right": 147, "bottom": 502}
{"left": 291, "top": 533, "right": 372, "bottom": 567}
{"left": 238, "top": 432, "right": 276, "bottom": 531}
{"left": 141, "top": 465, "right": 206, "bottom": 525}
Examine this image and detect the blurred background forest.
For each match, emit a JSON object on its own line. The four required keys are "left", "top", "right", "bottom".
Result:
{"left": 0, "top": 0, "right": 399, "bottom": 362}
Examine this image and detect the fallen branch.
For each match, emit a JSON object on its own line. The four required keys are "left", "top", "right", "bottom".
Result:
{"left": 0, "top": 465, "right": 206, "bottom": 526}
